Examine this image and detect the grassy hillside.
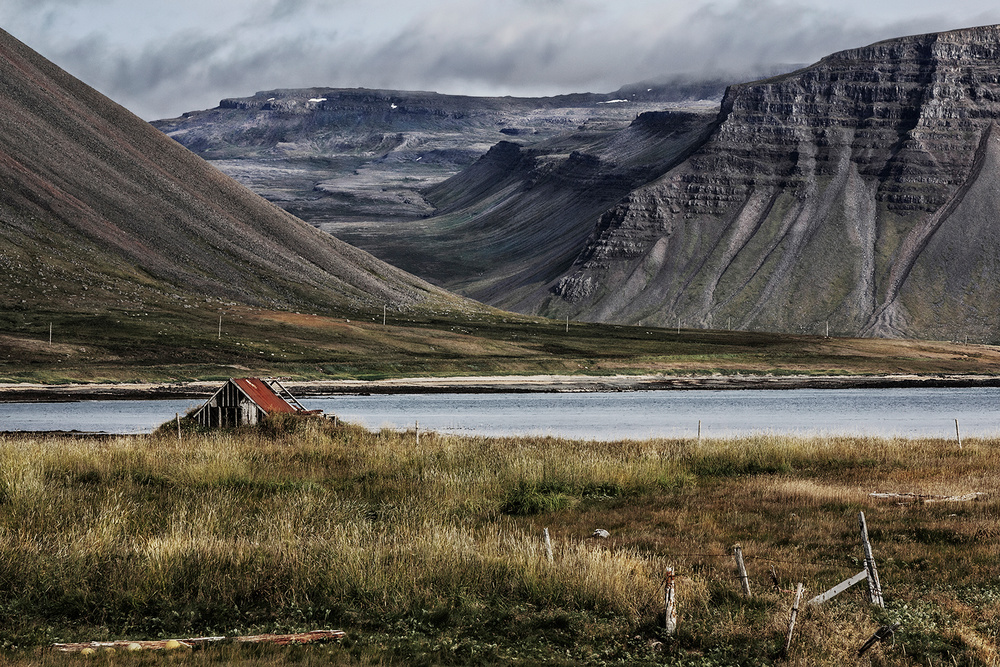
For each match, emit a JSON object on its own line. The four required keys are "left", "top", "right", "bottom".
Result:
{"left": 0, "top": 422, "right": 995, "bottom": 665}
{"left": 5, "top": 302, "right": 1000, "bottom": 384}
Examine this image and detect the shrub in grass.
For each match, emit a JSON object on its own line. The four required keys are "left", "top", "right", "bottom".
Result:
{"left": 500, "top": 481, "right": 577, "bottom": 515}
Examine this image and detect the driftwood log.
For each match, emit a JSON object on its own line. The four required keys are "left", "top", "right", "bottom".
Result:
{"left": 870, "top": 492, "right": 985, "bottom": 503}
{"left": 53, "top": 630, "right": 346, "bottom": 653}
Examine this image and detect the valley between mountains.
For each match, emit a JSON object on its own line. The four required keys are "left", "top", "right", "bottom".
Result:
{"left": 158, "top": 25, "right": 1000, "bottom": 343}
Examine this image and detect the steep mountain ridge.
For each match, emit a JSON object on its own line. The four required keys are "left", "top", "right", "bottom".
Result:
{"left": 517, "top": 25, "right": 1000, "bottom": 340}
{"left": 0, "top": 27, "right": 462, "bottom": 317}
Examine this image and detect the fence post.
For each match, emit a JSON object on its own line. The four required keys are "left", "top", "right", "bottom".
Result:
{"left": 858, "top": 623, "right": 901, "bottom": 657}
{"left": 176, "top": 413, "right": 181, "bottom": 443}
{"left": 664, "top": 568, "right": 677, "bottom": 636}
{"left": 733, "top": 545, "right": 751, "bottom": 597}
{"left": 858, "top": 511, "right": 884, "bottom": 607}
{"left": 784, "top": 583, "right": 804, "bottom": 654}
{"left": 955, "top": 418, "right": 962, "bottom": 449}
{"left": 543, "top": 528, "right": 553, "bottom": 562}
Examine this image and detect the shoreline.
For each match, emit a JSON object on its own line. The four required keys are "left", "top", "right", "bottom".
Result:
{"left": 1, "top": 373, "right": 1000, "bottom": 402}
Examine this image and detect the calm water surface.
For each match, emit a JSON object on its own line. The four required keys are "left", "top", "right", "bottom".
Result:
{"left": 4, "top": 387, "right": 991, "bottom": 438}
{"left": 300, "top": 388, "right": 1000, "bottom": 439}
{"left": 0, "top": 399, "right": 201, "bottom": 434}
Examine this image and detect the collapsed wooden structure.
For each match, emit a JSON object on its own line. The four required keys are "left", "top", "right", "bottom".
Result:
{"left": 191, "top": 377, "right": 318, "bottom": 428}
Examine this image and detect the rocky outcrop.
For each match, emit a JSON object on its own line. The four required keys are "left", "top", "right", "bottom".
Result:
{"left": 543, "top": 26, "right": 1000, "bottom": 340}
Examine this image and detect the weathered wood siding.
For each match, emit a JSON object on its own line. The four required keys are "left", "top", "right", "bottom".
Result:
{"left": 194, "top": 381, "right": 264, "bottom": 427}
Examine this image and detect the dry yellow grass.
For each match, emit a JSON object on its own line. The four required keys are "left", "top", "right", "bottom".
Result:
{"left": 0, "top": 421, "right": 996, "bottom": 665}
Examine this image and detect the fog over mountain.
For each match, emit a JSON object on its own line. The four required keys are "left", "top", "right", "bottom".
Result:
{"left": 4, "top": 0, "right": 1000, "bottom": 120}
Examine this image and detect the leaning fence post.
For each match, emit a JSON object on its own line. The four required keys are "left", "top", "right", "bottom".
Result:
{"left": 543, "top": 528, "right": 553, "bottom": 562}
{"left": 784, "top": 582, "right": 804, "bottom": 654}
{"left": 733, "top": 545, "right": 751, "bottom": 597}
{"left": 664, "top": 567, "right": 677, "bottom": 636}
{"left": 955, "top": 418, "right": 962, "bottom": 449}
{"left": 858, "top": 511, "right": 885, "bottom": 607}
{"left": 858, "top": 623, "right": 901, "bottom": 657}
{"left": 176, "top": 413, "right": 181, "bottom": 443}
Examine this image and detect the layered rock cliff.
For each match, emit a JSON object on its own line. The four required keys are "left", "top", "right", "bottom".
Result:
{"left": 541, "top": 26, "right": 1000, "bottom": 340}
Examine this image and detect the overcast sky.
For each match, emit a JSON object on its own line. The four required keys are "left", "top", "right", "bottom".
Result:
{"left": 3, "top": 0, "right": 1000, "bottom": 120}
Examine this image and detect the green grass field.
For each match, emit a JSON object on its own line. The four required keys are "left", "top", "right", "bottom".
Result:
{"left": 0, "top": 416, "right": 996, "bottom": 665}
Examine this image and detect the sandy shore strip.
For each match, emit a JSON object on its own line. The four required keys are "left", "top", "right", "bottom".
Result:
{"left": 1, "top": 373, "right": 1000, "bottom": 401}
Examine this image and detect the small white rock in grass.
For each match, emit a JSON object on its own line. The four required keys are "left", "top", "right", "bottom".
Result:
{"left": 127, "top": 642, "right": 143, "bottom": 651}
{"left": 591, "top": 528, "right": 610, "bottom": 539}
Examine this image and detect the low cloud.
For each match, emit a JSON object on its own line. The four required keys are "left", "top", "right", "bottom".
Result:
{"left": 4, "top": 0, "right": 1000, "bottom": 119}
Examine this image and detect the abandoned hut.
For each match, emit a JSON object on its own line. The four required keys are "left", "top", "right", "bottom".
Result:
{"left": 191, "top": 378, "right": 318, "bottom": 428}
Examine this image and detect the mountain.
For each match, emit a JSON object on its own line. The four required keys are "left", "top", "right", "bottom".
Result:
{"left": 151, "top": 27, "right": 1000, "bottom": 341}
{"left": 406, "top": 109, "right": 721, "bottom": 299}
{"left": 541, "top": 26, "right": 1000, "bottom": 340}
{"left": 150, "top": 80, "right": 733, "bottom": 240}
{"left": 409, "top": 26, "right": 1000, "bottom": 341}
{"left": 0, "top": 27, "right": 462, "bottom": 319}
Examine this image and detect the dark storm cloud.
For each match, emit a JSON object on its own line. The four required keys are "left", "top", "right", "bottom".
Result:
{"left": 4, "top": 0, "right": 1000, "bottom": 119}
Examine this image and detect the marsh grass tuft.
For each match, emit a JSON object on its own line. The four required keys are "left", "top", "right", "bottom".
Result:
{"left": 0, "top": 426, "right": 997, "bottom": 664}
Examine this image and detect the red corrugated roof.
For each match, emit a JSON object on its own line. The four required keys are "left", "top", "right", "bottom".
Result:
{"left": 233, "top": 378, "right": 298, "bottom": 413}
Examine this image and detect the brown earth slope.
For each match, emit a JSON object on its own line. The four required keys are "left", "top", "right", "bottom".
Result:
{"left": 0, "top": 27, "right": 465, "bottom": 318}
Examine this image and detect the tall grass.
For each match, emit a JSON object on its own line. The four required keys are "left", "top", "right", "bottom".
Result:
{"left": 0, "top": 421, "right": 998, "bottom": 664}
